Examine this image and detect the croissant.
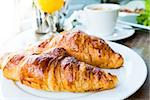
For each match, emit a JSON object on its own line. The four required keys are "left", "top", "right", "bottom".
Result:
{"left": 28, "top": 30, "right": 124, "bottom": 68}
{"left": 0, "top": 48, "right": 118, "bottom": 92}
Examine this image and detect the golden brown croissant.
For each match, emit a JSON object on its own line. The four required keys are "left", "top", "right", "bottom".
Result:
{"left": 29, "top": 30, "right": 124, "bottom": 68}
{"left": 0, "top": 48, "right": 118, "bottom": 92}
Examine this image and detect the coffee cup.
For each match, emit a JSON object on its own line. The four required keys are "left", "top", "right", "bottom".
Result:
{"left": 73, "top": 4, "right": 120, "bottom": 37}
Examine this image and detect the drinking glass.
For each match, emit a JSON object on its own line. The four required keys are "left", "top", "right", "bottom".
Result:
{"left": 33, "top": 0, "right": 67, "bottom": 34}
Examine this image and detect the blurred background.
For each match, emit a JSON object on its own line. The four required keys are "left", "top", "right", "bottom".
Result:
{"left": 0, "top": 0, "right": 146, "bottom": 46}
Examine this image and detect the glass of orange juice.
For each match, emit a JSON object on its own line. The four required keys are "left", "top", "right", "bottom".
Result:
{"left": 33, "top": 0, "right": 65, "bottom": 34}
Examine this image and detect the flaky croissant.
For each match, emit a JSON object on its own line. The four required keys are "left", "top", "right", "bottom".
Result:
{"left": 0, "top": 48, "right": 118, "bottom": 92}
{"left": 29, "top": 30, "right": 124, "bottom": 68}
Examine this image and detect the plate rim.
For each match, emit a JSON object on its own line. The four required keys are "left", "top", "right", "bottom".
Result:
{"left": 108, "top": 41, "right": 147, "bottom": 99}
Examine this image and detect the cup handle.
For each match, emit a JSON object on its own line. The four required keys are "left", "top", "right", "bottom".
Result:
{"left": 72, "top": 10, "right": 87, "bottom": 24}
{"left": 64, "top": 10, "right": 86, "bottom": 30}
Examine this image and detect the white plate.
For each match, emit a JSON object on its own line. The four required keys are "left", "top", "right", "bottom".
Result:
{"left": 0, "top": 38, "right": 147, "bottom": 100}
{"left": 75, "top": 23, "right": 135, "bottom": 41}
{"left": 118, "top": 14, "right": 150, "bottom": 30}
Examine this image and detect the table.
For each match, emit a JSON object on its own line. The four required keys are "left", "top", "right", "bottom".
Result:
{"left": 117, "top": 30, "right": 150, "bottom": 99}
{"left": 0, "top": 29, "right": 149, "bottom": 99}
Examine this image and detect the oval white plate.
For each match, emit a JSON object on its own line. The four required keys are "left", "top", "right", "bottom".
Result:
{"left": 0, "top": 40, "right": 147, "bottom": 100}
{"left": 118, "top": 14, "right": 150, "bottom": 30}
{"left": 75, "top": 24, "right": 135, "bottom": 41}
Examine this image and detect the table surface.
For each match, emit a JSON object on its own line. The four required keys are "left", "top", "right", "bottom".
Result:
{"left": 0, "top": 29, "right": 149, "bottom": 99}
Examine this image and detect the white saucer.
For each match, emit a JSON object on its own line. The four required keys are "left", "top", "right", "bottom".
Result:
{"left": 75, "top": 23, "right": 135, "bottom": 41}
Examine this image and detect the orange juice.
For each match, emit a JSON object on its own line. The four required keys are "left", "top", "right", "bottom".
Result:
{"left": 37, "top": 0, "right": 64, "bottom": 13}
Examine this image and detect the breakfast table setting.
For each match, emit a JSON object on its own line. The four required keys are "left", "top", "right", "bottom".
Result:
{"left": 0, "top": 0, "right": 149, "bottom": 100}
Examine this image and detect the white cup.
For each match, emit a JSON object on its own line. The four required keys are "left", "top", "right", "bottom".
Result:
{"left": 74, "top": 4, "right": 120, "bottom": 37}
